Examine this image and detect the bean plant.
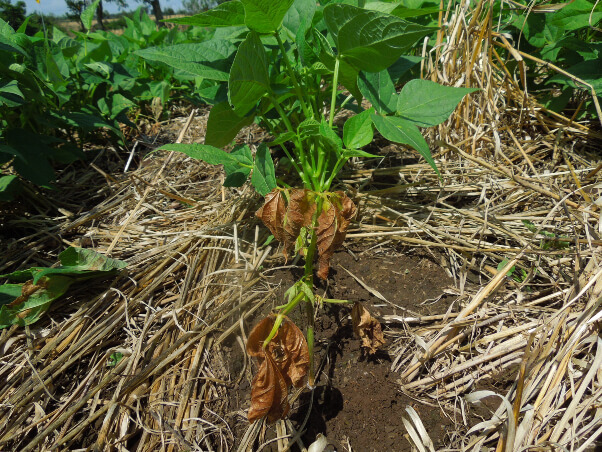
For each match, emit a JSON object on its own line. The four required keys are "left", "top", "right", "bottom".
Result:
{"left": 156, "top": 0, "right": 477, "bottom": 422}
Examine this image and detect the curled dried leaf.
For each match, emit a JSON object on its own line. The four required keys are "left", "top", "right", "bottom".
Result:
{"left": 255, "top": 189, "right": 286, "bottom": 244}
{"left": 248, "top": 352, "right": 289, "bottom": 423}
{"left": 283, "top": 189, "right": 316, "bottom": 260}
{"left": 351, "top": 302, "right": 385, "bottom": 354}
{"left": 277, "top": 319, "right": 310, "bottom": 388}
{"left": 316, "top": 192, "right": 357, "bottom": 280}
{"left": 246, "top": 315, "right": 310, "bottom": 422}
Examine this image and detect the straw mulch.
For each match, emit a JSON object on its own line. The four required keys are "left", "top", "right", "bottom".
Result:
{"left": 1, "top": 0, "right": 602, "bottom": 450}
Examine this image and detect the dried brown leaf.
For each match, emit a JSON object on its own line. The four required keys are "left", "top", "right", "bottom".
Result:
{"left": 246, "top": 315, "right": 310, "bottom": 422}
{"left": 283, "top": 189, "right": 316, "bottom": 260}
{"left": 248, "top": 352, "right": 289, "bottom": 423}
{"left": 246, "top": 316, "right": 274, "bottom": 359}
{"left": 276, "top": 319, "right": 310, "bottom": 388}
{"left": 255, "top": 189, "right": 286, "bottom": 244}
{"left": 351, "top": 302, "right": 385, "bottom": 354}
{"left": 316, "top": 192, "right": 356, "bottom": 280}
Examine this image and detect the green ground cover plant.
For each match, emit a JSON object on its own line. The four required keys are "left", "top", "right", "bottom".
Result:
{"left": 503, "top": 0, "right": 601, "bottom": 119}
{"left": 0, "top": 3, "right": 213, "bottom": 200}
{"left": 153, "top": 0, "right": 477, "bottom": 423}
{"left": 0, "top": 247, "right": 126, "bottom": 328}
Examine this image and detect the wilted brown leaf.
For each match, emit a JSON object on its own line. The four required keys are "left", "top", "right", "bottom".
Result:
{"left": 283, "top": 189, "right": 316, "bottom": 259}
{"left": 316, "top": 192, "right": 357, "bottom": 280}
{"left": 248, "top": 352, "right": 289, "bottom": 423}
{"left": 351, "top": 302, "right": 385, "bottom": 354}
{"left": 255, "top": 189, "right": 286, "bottom": 245}
{"left": 246, "top": 315, "right": 310, "bottom": 422}
{"left": 276, "top": 319, "right": 310, "bottom": 387}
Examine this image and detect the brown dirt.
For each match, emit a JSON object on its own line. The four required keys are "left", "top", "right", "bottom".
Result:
{"left": 226, "top": 245, "right": 457, "bottom": 451}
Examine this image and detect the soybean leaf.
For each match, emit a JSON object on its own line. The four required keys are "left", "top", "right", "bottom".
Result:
{"left": 135, "top": 40, "right": 237, "bottom": 81}
{"left": 0, "top": 276, "right": 72, "bottom": 328}
{"left": 548, "top": 0, "right": 602, "bottom": 32}
{"left": 206, "top": 101, "right": 254, "bottom": 148}
{"left": 251, "top": 144, "right": 277, "bottom": 196}
{"left": 228, "top": 31, "right": 270, "bottom": 116}
{"left": 3, "top": 130, "right": 55, "bottom": 186}
{"left": 166, "top": 1, "right": 246, "bottom": 27}
{"left": 396, "top": 79, "right": 478, "bottom": 127}
{"left": 371, "top": 114, "right": 439, "bottom": 176}
{"left": 157, "top": 143, "right": 238, "bottom": 166}
{"left": 387, "top": 55, "right": 422, "bottom": 83}
{"left": 343, "top": 107, "right": 375, "bottom": 149}
{"left": 338, "top": 59, "right": 363, "bottom": 103}
{"left": 0, "top": 79, "right": 24, "bottom": 107}
{"left": 283, "top": 0, "right": 316, "bottom": 35}
{"left": 342, "top": 148, "right": 380, "bottom": 158}
{"left": 548, "top": 58, "right": 602, "bottom": 92}
{"left": 0, "top": 175, "right": 22, "bottom": 202}
{"left": 320, "top": 120, "right": 343, "bottom": 156}
{"left": 240, "top": 0, "right": 295, "bottom": 33}
{"left": 81, "top": 0, "right": 101, "bottom": 31}
{"left": 0, "top": 247, "right": 127, "bottom": 328}
{"left": 389, "top": 5, "right": 441, "bottom": 19}
{"left": 324, "top": 4, "right": 435, "bottom": 72}
{"left": 224, "top": 144, "right": 253, "bottom": 187}
{"left": 358, "top": 70, "right": 397, "bottom": 114}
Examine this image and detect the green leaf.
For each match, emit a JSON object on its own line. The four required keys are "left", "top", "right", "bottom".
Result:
{"left": 135, "top": 40, "right": 238, "bottom": 81}
{"left": 324, "top": 4, "right": 436, "bottom": 72}
{"left": 358, "top": 70, "right": 397, "bottom": 114}
{"left": 319, "top": 120, "right": 343, "bottom": 156}
{"left": 387, "top": 55, "right": 422, "bottom": 82}
{"left": 0, "top": 175, "right": 22, "bottom": 202}
{"left": 371, "top": 114, "right": 439, "bottom": 176}
{"left": 338, "top": 59, "right": 363, "bottom": 103}
{"left": 240, "top": 0, "right": 295, "bottom": 33}
{"left": 2, "top": 130, "right": 56, "bottom": 186}
{"left": 81, "top": 0, "right": 101, "bottom": 31}
{"left": 343, "top": 108, "right": 375, "bottom": 148}
{"left": 0, "top": 276, "right": 72, "bottom": 328}
{"left": 549, "top": 0, "right": 602, "bottom": 32}
{"left": 157, "top": 143, "right": 238, "bottom": 166}
{"left": 166, "top": 1, "right": 246, "bottom": 27}
{"left": 342, "top": 148, "right": 380, "bottom": 158}
{"left": 251, "top": 143, "right": 277, "bottom": 196}
{"left": 205, "top": 102, "right": 255, "bottom": 148}
{"left": 228, "top": 31, "right": 270, "bottom": 116}
{"left": 283, "top": 0, "right": 316, "bottom": 35}
{"left": 0, "top": 79, "right": 24, "bottom": 107}
{"left": 224, "top": 144, "right": 253, "bottom": 187}
{"left": 58, "top": 247, "right": 128, "bottom": 274}
{"left": 396, "top": 79, "right": 478, "bottom": 127}
{"left": 548, "top": 58, "right": 602, "bottom": 92}
{"left": 389, "top": 6, "right": 441, "bottom": 19}
{"left": 0, "top": 247, "right": 127, "bottom": 328}
{"left": 270, "top": 131, "right": 296, "bottom": 145}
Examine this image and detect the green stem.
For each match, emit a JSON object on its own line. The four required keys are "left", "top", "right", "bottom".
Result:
{"left": 262, "top": 291, "right": 305, "bottom": 349}
{"left": 275, "top": 32, "right": 312, "bottom": 120}
{"left": 328, "top": 58, "right": 341, "bottom": 128}
{"left": 301, "top": 195, "right": 323, "bottom": 386}
{"left": 268, "top": 94, "right": 314, "bottom": 186}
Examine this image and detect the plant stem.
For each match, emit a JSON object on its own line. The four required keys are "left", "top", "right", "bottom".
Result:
{"left": 275, "top": 32, "right": 313, "bottom": 120}
{"left": 328, "top": 58, "right": 341, "bottom": 128}
{"left": 301, "top": 195, "right": 323, "bottom": 387}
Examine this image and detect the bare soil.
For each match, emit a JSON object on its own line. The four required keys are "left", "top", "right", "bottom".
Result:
{"left": 226, "top": 246, "right": 457, "bottom": 451}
